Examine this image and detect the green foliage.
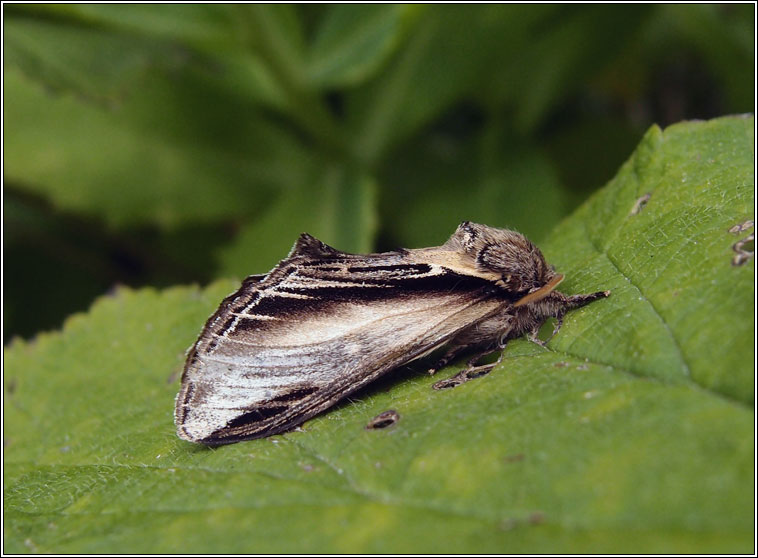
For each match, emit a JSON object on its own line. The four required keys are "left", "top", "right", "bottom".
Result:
{"left": 4, "top": 116, "right": 754, "bottom": 553}
{"left": 3, "top": 4, "right": 754, "bottom": 339}
{"left": 3, "top": 5, "right": 755, "bottom": 551}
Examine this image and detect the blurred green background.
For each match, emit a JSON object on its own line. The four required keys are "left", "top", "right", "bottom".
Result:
{"left": 3, "top": 4, "right": 754, "bottom": 342}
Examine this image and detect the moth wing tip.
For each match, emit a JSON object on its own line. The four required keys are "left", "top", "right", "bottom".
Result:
{"left": 175, "top": 426, "right": 201, "bottom": 444}
{"left": 174, "top": 412, "right": 220, "bottom": 445}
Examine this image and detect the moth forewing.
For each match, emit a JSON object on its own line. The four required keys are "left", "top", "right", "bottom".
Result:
{"left": 175, "top": 221, "right": 608, "bottom": 445}
{"left": 175, "top": 250, "right": 508, "bottom": 445}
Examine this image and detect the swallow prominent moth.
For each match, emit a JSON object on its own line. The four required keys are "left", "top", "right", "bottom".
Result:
{"left": 175, "top": 221, "right": 609, "bottom": 445}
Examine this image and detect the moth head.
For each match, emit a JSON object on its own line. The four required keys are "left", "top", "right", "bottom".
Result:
{"left": 446, "top": 221, "right": 556, "bottom": 294}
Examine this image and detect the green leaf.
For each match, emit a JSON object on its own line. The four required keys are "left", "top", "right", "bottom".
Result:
{"left": 217, "top": 165, "right": 378, "bottom": 278}
{"left": 378, "top": 131, "right": 570, "bottom": 248}
{"left": 6, "top": 4, "right": 242, "bottom": 49}
{"left": 346, "top": 5, "right": 517, "bottom": 165}
{"left": 243, "top": 4, "right": 306, "bottom": 82}
{"left": 345, "top": 5, "right": 653, "bottom": 164}
{"left": 3, "top": 65, "right": 312, "bottom": 228}
{"left": 4, "top": 5, "right": 286, "bottom": 110}
{"left": 494, "top": 5, "right": 652, "bottom": 133}
{"left": 3, "top": 5, "right": 313, "bottom": 230}
{"left": 544, "top": 115, "right": 753, "bottom": 402}
{"left": 4, "top": 117, "right": 752, "bottom": 553}
{"left": 4, "top": 17, "right": 169, "bottom": 103}
{"left": 306, "top": 5, "right": 410, "bottom": 88}
{"left": 653, "top": 4, "right": 755, "bottom": 111}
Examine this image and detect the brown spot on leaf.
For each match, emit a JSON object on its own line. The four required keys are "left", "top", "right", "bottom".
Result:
{"left": 728, "top": 220, "right": 754, "bottom": 265}
{"left": 365, "top": 409, "right": 400, "bottom": 430}
{"left": 433, "top": 363, "right": 495, "bottom": 390}
{"left": 528, "top": 511, "right": 545, "bottom": 525}
{"left": 732, "top": 231, "right": 754, "bottom": 266}
{"left": 630, "top": 193, "right": 651, "bottom": 215}
{"left": 728, "top": 219, "right": 754, "bottom": 234}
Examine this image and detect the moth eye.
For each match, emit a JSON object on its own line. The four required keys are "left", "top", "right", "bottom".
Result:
{"left": 499, "top": 274, "right": 527, "bottom": 294}
{"left": 506, "top": 278, "right": 527, "bottom": 293}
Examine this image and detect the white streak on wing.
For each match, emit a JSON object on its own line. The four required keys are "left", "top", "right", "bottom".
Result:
{"left": 180, "top": 406, "right": 251, "bottom": 440}
{"left": 223, "top": 262, "right": 450, "bottom": 334}
{"left": 225, "top": 298, "right": 461, "bottom": 348}
{"left": 196, "top": 352, "right": 314, "bottom": 381}
{"left": 193, "top": 366, "right": 304, "bottom": 389}
{"left": 179, "top": 357, "right": 311, "bottom": 440}
{"left": 210, "top": 332, "right": 259, "bottom": 345}
{"left": 202, "top": 345, "right": 326, "bottom": 366}
{"left": 231, "top": 312, "right": 281, "bottom": 325}
{"left": 268, "top": 290, "right": 314, "bottom": 299}
{"left": 231, "top": 313, "right": 279, "bottom": 320}
{"left": 282, "top": 279, "right": 391, "bottom": 289}
{"left": 203, "top": 388, "right": 279, "bottom": 410}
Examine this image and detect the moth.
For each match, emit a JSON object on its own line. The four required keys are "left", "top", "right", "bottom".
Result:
{"left": 175, "top": 221, "right": 609, "bottom": 445}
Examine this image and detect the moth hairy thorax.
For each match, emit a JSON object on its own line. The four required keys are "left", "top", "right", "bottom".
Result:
{"left": 175, "top": 221, "right": 609, "bottom": 445}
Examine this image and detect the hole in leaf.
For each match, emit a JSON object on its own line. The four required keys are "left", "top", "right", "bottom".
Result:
{"left": 365, "top": 409, "right": 400, "bottom": 430}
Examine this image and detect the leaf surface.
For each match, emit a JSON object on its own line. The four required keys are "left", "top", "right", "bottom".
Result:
{"left": 3, "top": 117, "right": 753, "bottom": 553}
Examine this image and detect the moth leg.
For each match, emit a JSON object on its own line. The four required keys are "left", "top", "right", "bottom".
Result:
{"left": 543, "top": 315, "right": 564, "bottom": 345}
{"left": 527, "top": 316, "right": 563, "bottom": 347}
{"left": 427, "top": 344, "right": 471, "bottom": 375}
{"left": 429, "top": 308, "right": 515, "bottom": 376}
{"left": 463, "top": 348, "right": 506, "bottom": 377}
{"left": 432, "top": 342, "right": 507, "bottom": 390}
{"left": 527, "top": 324, "right": 547, "bottom": 347}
